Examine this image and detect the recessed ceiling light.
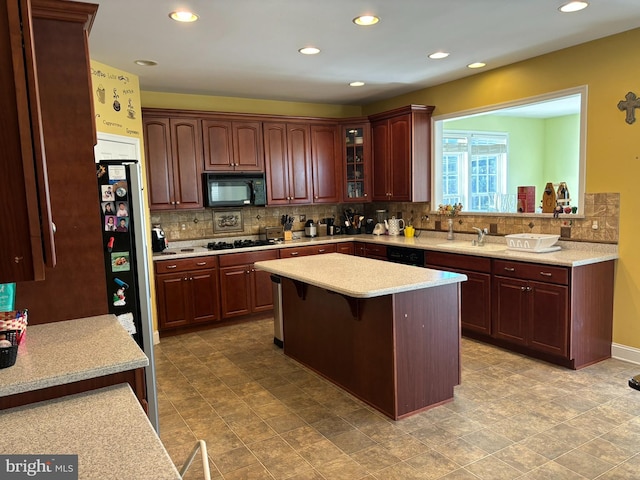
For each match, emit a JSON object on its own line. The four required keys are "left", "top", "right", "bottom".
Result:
{"left": 559, "top": 1, "right": 589, "bottom": 13}
{"left": 298, "top": 47, "right": 320, "bottom": 55}
{"left": 349, "top": 81, "right": 365, "bottom": 87}
{"left": 353, "top": 15, "right": 380, "bottom": 26}
{"left": 134, "top": 59, "right": 158, "bottom": 66}
{"left": 467, "top": 62, "right": 486, "bottom": 69}
{"left": 428, "top": 52, "right": 450, "bottom": 60}
{"left": 169, "top": 11, "right": 199, "bottom": 22}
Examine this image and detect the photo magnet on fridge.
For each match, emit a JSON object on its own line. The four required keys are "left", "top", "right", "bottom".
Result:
{"left": 102, "top": 201, "right": 115, "bottom": 215}
{"left": 111, "top": 252, "right": 130, "bottom": 272}
{"left": 105, "top": 215, "right": 117, "bottom": 231}
{"left": 115, "top": 217, "right": 129, "bottom": 232}
{"left": 101, "top": 184, "right": 114, "bottom": 201}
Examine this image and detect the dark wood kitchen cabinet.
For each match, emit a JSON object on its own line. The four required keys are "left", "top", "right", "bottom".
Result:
{"left": 263, "top": 122, "right": 312, "bottom": 204}
{"left": 143, "top": 115, "right": 203, "bottom": 210}
{"left": 493, "top": 260, "right": 569, "bottom": 357}
{"left": 369, "top": 105, "right": 434, "bottom": 202}
{"left": 155, "top": 257, "right": 220, "bottom": 330}
{"left": 202, "top": 119, "right": 264, "bottom": 172}
{"left": 279, "top": 244, "right": 337, "bottom": 258}
{"left": 426, "top": 252, "right": 492, "bottom": 336}
{"left": 219, "top": 250, "right": 278, "bottom": 318}
{"left": 336, "top": 242, "right": 355, "bottom": 255}
{"left": 15, "top": 0, "right": 110, "bottom": 323}
{"left": 354, "top": 242, "right": 387, "bottom": 260}
{"left": 488, "top": 258, "right": 615, "bottom": 369}
{"left": 0, "top": 0, "right": 56, "bottom": 283}
{"left": 310, "top": 124, "right": 342, "bottom": 203}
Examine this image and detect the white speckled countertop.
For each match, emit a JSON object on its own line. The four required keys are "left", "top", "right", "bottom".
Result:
{"left": 0, "top": 314, "right": 148, "bottom": 397}
{"left": 0, "top": 384, "right": 181, "bottom": 479}
{"left": 255, "top": 253, "right": 467, "bottom": 298}
{"left": 154, "top": 233, "right": 617, "bottom": 267}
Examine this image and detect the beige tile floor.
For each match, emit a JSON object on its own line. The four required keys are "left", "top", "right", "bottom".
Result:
{"left": 156, "top": 319, "right": 640, "bottom": 479}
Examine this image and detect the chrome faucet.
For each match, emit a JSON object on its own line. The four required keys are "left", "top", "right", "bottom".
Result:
{"left": 472, "top": 227, "right": 486, "bottom": 246}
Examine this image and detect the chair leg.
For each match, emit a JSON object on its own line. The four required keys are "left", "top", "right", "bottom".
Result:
{"left": 179, "top": 439, "right": 211, "bottom": 480}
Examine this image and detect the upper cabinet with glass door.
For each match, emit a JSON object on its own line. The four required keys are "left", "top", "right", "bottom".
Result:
{"left": 343, "top": 124, "right": 371, "bottom": 202}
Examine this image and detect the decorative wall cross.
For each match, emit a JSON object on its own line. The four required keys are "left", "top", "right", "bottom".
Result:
{"left": 617, "top": 91, "right": 640, "bottom": 124}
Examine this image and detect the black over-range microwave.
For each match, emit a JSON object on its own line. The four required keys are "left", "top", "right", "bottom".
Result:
{"left": 202, "top": 172, "right": 267, "bottom": 207}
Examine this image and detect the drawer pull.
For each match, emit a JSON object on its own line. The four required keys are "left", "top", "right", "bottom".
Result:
{"left": 318, "top": 249, "right": 325, "bottom": 253}
{"left": 539, "top": 272, "right": 553, "bottom": 277}
{"left": 503, "top": 267, "right": 515, "bottom": 272}
{"left": 166, "top": 265, "right": 177, "bottom": 269}
{"left": 290, "top": 252, "right": 299, "bottom": 256}
{"left": 196, "top": 262, "right": 207, "bottom": 266}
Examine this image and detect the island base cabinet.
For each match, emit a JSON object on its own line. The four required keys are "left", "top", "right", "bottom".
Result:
{"left": 281, "top": 278, "right": 460, "bottom": 420}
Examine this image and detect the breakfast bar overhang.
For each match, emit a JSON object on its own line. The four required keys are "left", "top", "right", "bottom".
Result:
{"left": 255, "top": 253, "right": 467, "bottom": 420}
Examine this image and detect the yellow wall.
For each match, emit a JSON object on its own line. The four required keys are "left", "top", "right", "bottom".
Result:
{"left": 90, "top": 60, "right": 159, "bottom": 333}
{"left": 141, "top": 91, "right": 363, "bottom": 118}
{"left": 363, "top": 27, "right": 640, "bottom": 349}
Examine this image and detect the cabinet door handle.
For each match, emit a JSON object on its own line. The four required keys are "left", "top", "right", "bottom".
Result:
{"left": 521, "top": 286, "right": 527, "bottom": 291}
{"left": 196, "top": 262, "right": 207, "bottom": 266}
{"left": 52, "top": 222, "right": 57, "bottom": 234}
{"left": 318, "top": 249, "right": 325, "bottom": 253}
{"left": 184, "top": 277, "right": 188, "bottom": 281}
{"left": 539, "top": 272, "right": 552, "bottom": 277}
{"left": 14, "top": 256, "right": 23, "bottom": 264}
{"left": 251, "top": 268, "right": 256, "bottom": 272}
{"left": 166, "top": 265, "right": 177, "bottom": 269}
{"left": 364, "top": 193, "right": 367, "bottom": 197}
{"left": 290, "top": 252, "right": 299, "bottom": 256}
{"left": 504, "top": 267, "right": 515, "bottom": 272}
{"left": 189, "top": 277, "right": 194, "bottom": 281}
{"left": 176, "top": 201, "right": 180, "bottom": 205}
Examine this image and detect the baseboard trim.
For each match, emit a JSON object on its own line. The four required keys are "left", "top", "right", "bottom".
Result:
{"left": 153, "top": 330, "right": 160, "bottom": 345}
{"left": 612, "top": 343, "right": 640, "bottom": 365}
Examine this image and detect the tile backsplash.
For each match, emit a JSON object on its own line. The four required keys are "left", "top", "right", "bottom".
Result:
{"left": 151, "top": 193, "right": 619, "bottom": 244}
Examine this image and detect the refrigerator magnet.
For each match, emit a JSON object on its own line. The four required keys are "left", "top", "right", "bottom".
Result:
{"left": 101, "top": 185, "right": 115, "bottom": 201}
{"left": 116, "top": 312, "right": 136, "bottom": 335}
{"left": 111, "top": 252, "right": 130, "bottom": 272}
{"left": 112, "top": 180, "right": 128, "bottom": 198}
{"left": 113, "top": 287, "right": 126, "bottom": 306}
{"left": 105, "top": 215, "right": 117, "bottom": 231}
{"left": 115, "top": 217, "right": 128, "bottom": 232}
{"left": 102, "top": 202, "right": 115, "bottom": 215}
{"left": 116, "top": 201, "right": 129, "bottom": 217}
{"left": 108, "top": 165, "right": 126, "bottom": 181}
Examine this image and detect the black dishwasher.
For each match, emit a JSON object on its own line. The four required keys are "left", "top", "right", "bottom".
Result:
{"left": 386, "top": 246, "right": 425, "bottom": 266}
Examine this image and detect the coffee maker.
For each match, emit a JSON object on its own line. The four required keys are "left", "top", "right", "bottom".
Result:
{"left": 151, "top": 225, "right": 167, "bottom": 252}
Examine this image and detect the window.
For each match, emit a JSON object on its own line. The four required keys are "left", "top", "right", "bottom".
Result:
{"left": 439, "top": 131, "right": 508, "bottom": 212}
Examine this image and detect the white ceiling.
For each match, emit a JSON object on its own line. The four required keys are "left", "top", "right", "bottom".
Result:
{"left": 84, "top": 0, "right": 640, "bottom": 106}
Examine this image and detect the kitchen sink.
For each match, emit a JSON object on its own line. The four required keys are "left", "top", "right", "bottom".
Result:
{"left": 437, "top": 242, "right": 508, "bottom": 252}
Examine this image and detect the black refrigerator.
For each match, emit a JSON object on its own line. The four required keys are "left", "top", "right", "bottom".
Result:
{"left": 95, "top": 159, "right": 158, "bottom": 430}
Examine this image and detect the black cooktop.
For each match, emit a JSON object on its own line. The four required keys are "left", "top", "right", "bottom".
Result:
{"left": 207, "top": 239, "right": 276, "bottom": 250}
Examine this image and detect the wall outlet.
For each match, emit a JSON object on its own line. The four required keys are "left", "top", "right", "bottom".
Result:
{"left": 299, "top": 214, "right": 306, "bottom": 223}
{"left": 181, "top": 224, "right": 186, "bottom": 231}
{"left": 561, "top": 226, "right": 571, "bottom": 238}
{"left": 489, "top": 223, "right": 498, "bottom": 234}
{"left": 592, "top": 220, "right": 599, "bottom": 230}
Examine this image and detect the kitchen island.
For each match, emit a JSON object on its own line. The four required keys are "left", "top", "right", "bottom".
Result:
{"left": 255, "top": 253, "right": 467, "bottom": 420}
